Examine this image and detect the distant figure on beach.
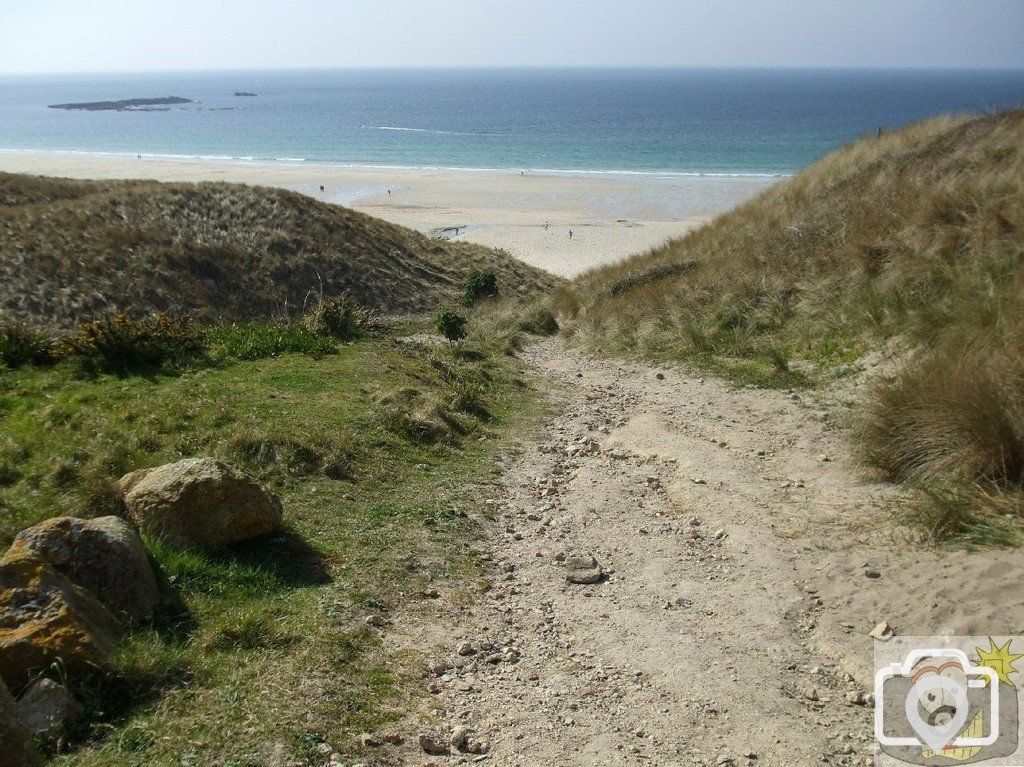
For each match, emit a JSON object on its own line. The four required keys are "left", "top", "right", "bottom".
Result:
{"left": 137, "top": 154, "right": 141, "bottom": 160}
{"left": 544, "top": 222, "right": 549, "bottom": 230}
{"left": 387, "top": 189, "right": 391, "bottom": 195}
{"left": 569, "top": 229, "right": 573, "bottom": 240}
{"left": 319, "top": 185, "right": 324, "bottom": 192}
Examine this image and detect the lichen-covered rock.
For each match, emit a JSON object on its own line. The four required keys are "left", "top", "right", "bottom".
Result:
{"left": 16, "top": 678, "right": 83, "bottom": 737}
{"left": 0, "top": 549, "right": 122, "bottom": 692}
{"left": 12, "top": 516, "right": 159, "bottom": 623}
{"left": 117, "top": 457, "right": 283, "bottom": 550}
{"left": 0, "top": 679, "right": 40, "bottom": 767}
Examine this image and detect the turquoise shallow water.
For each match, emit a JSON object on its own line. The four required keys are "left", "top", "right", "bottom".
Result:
{"left": 0, "top": 68, "right": 1022, "bottom": 175}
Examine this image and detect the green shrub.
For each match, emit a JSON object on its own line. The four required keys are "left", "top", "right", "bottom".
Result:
{"left": 206, "top": 322, "right": 336, "bottom": 361}
{"left": 462, "top": 270, "right": 499, "bottom": 307}
{"left": 58, "top": 314, "right": 201, "bottom": 372}
{"left": 0, "top": 321, "right": 54, "bottom": 368}
{"left": 435, "top": 310, "right": 468, "bottom": 343}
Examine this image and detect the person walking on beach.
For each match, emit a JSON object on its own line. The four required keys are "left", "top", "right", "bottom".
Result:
{"left": 319, "top": 185, "right": 325, "bottom": 192}
{"left": 569, "top": 229, "right": 573, "bottom": 240}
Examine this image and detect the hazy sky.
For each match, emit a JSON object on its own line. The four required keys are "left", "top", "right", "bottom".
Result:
{"left": 1, "top": 0, "right": 1022, "bottom": 74}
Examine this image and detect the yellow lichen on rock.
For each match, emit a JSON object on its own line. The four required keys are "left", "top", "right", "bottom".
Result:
{"left": 0, "top": 549, "right": 122, "bottom": 692}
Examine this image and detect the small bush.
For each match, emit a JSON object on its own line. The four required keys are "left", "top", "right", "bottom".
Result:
{"left": 462, "top": 270, "right": 499, "bottom": 307}
{"left": 435, "top": 310, "right": 468, "bottom": 343}
{"left": 302, "top": 294, "right": 378, "bottom": 341}
{"left": 58, "top": 314, "right": 201, "bottom": 372}
{"left": 517, "top": 305, "right": 559, "bottom": 336}
{"left": 0, "top": 321, "right": 55, "bottom": 368}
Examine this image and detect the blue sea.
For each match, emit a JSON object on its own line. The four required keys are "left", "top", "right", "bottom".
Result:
{"left": 0, "top": 68, "right": 1022, "bottom": 176}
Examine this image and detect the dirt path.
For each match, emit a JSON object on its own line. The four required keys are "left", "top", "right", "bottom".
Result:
{"left": 383, "top": 339, "right": 1024, "bottom": 767}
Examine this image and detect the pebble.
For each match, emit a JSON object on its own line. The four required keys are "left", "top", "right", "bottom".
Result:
{"left": 419, "top": 733, "right": 450, "bottom": 755}
{"left": 450, "top": 725, "right": 471, "bottom": 749}
{"left": 869, "top": 621, "right": 895, "bottom": 640}
{"left": 565, "top": 553, "right": 603, "bottom": 584}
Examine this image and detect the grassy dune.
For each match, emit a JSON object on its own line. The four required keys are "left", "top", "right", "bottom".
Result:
{"left": 0, "top": 173, "right": 559, "bottom": 763}
{"left": 0, "top": 173, "right": 558, "bottom": 330}
{"left": 1, "top": 330, "right": 541, "bottom": 764}
{"left": 554, "top": 110, "right": 1024, "bottom": 542}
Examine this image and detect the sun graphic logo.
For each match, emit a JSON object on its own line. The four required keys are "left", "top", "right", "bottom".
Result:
{"left": 875, "top": 636, "right": 1023, "bottom": 765}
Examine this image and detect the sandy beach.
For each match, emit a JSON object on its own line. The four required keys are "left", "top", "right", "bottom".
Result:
{"left": 0, "top": 151, "right": 777, "bottom": 276}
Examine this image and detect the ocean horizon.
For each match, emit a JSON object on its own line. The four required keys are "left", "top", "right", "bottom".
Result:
{"left": 1, "top": 67, "right": 1023, "bottom": 176}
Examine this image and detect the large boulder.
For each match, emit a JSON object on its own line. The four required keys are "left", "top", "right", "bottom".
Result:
{"left": 117, "top": 457, "right": 283, "bottom": 550}
{"left": 0, "top": 549, "right": 122, "bottom": 692}
{"left": 0, "top": 679, "right": 40, "bottom": 767}
{"left": 11, "top": 516, "right": 159, "bottom": 623}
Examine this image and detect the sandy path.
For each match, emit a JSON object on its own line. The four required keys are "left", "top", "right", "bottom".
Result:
{"left": 381, "top": 339, "right": 1024, "bottom": 767}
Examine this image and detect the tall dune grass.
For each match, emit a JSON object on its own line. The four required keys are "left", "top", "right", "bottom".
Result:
{"left": 555, "top": 109, "right": 1024, "bottom": 540}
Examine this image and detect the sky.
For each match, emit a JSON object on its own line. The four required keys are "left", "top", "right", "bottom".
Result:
{"left": 1, "top": 0, "right": 1023, "bottom": 74}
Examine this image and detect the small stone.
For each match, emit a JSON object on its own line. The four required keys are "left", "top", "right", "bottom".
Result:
{"left": 451, "top": 725, "right": 471, "bottom": 749}
{"left": 817, "top": 454, "right": 830, "bottom": 462}
{"left": 864, "top": 569, "right": 881, "bottom": 579}
{"left": 359, "top": 732, "right": 381, "bottom": 747}
{"left": 869, "top": 621, "right": 894, "bottom": 640}
{"left": 845, "top": 690, "right": 866, "bottom": 706}
{"left": 714, "top": 529, "right": 726, "bottom": 540}
{"left": 803, "top": 687, "right": 820, "bottom": 701}
{"left": 655, "top": 373, "right": 665, "bottom": 380}
{"left": 364, "top": 615, "right": 386, "bottom": 628}
{"left": 422, "top": 588, "right": 440, "bottom": 599}
{"left": 457, "top": 642, "right": 475, "bottom": 656}
{"left": 565, "top": 553, "right": 603, "bottom": 584}
{"left": 419, "top": 733, "right": 450, "bottom": 756}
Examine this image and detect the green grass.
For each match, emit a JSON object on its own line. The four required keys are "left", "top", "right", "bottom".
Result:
{"left": 0, "top": 332, "right": 542, "bottom": 765}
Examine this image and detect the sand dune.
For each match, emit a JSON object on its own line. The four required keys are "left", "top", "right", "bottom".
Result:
{"left": 0, "top": 151, "right": 776, "bottom": 276}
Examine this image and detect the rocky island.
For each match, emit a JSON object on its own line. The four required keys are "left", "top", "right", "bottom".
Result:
{"left": 233, "top": 91, "right": 257, "bottom": 97}
{"left": 48, "top": 96, "right": 193, "bottom": 111}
